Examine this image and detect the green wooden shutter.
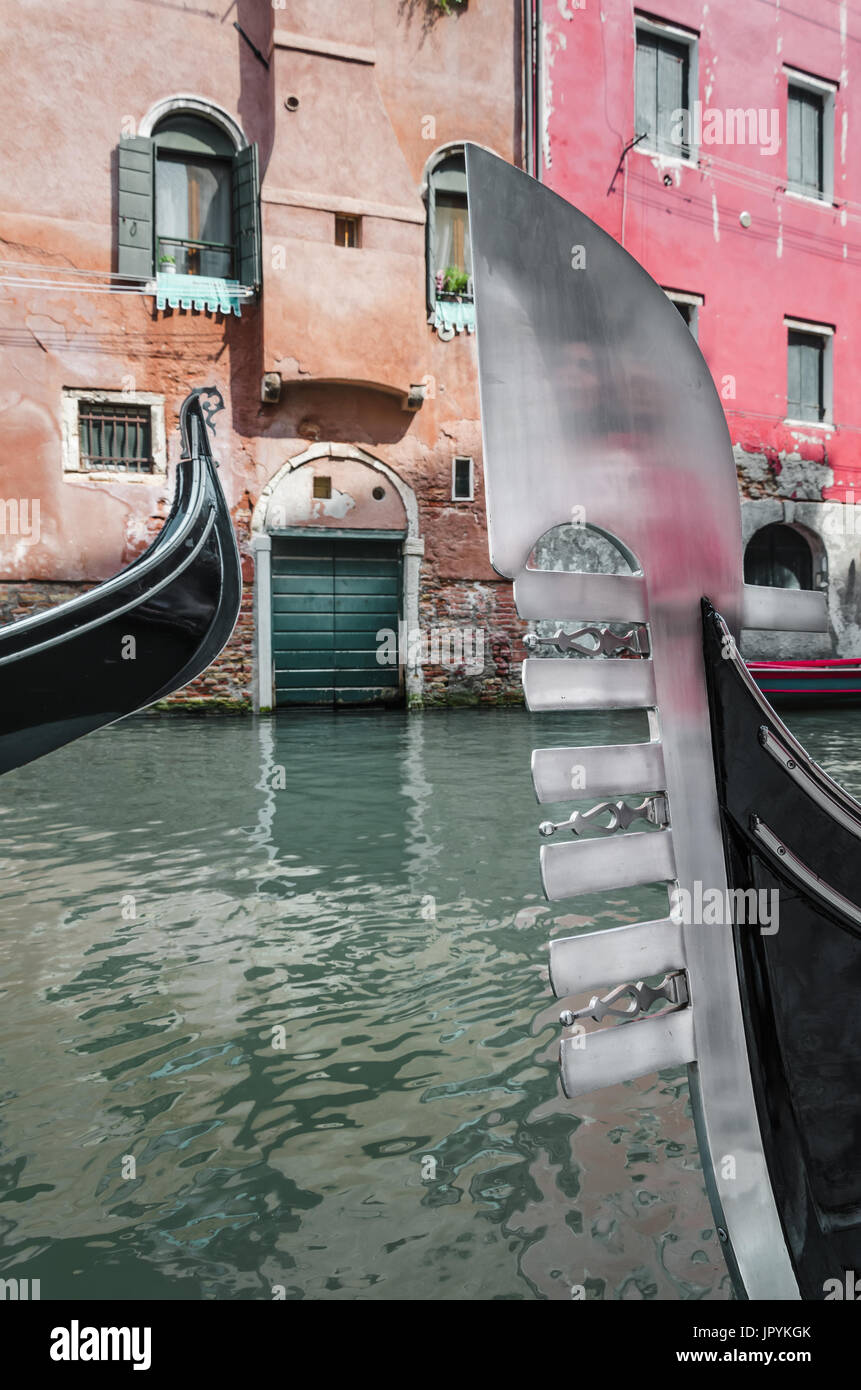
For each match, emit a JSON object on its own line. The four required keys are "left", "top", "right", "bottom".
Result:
{"left": 426, "top": 170, "right": 437, "bottom": 312}
{"left": 788, "top": 331, "right": 823, "bottom": 422}
{"left": 233, "top": 143, "right": 261, "bottom": 290}
{"left": 800, "top": 91, "right": 823, "bottom": 195}
{"left": 788, "top": 88, "right": 824, "bottom": 196}
{"left": 656, "top": 39, "right": 687, "bottom": 154}
{"left": 635, "top": 36, "right": 658, "bottom": 145}
{"left": 787, "top": 91, "right": 803, "bottom": 190}
{"left": 118, "top": 137, "right": 155, "bottom": 278}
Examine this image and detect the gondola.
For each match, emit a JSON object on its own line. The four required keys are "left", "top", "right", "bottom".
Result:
{"left": 464, "top": 143, "right": 858, "bottom": 1300}
{"left": 749, "top": 656, "right": 861, "bottom": 705}
{"left": 0, "top": 386, "right": 241, "bottom": 776}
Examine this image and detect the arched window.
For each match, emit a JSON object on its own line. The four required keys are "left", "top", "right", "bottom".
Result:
{"left": 744, "top": 523, "right": 814, "bottom": 590}
{"left": 153, "top": 114, "right": 235, "bottom": 278}
{"left": 425, "top": 148, "right": 473, "bottom": 337}
{"left": 117, "top": 101, "right": 261, "bottom": 290}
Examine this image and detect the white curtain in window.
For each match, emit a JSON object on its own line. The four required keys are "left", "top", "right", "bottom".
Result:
{"left": 434, "top": 200, "right": 472, "bottom": 277}
{"left": 156, "top": 157, "right": 232, "bottom": 276}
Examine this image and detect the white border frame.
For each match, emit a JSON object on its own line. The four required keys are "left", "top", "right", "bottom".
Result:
{"left": 663, "top": 288, "right": 703, "bottom": 342}
{"left": 138, "top": 95, "right": 246, "bottom": 151}
{"left": 61, "top": 388, "right": 167, "bottom": 477}
{"left": 451, "top": 455, "right": 474, "bottom": 501}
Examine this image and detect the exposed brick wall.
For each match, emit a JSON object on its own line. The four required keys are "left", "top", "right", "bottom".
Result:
{"left": 417, "top": 576, "right": 526, "bottom": 706}
{"left": 0, "top": 580, "right": 95, "bottom": 625}
{"left": 0, "top": 575, "right": 526, "bottom": 711}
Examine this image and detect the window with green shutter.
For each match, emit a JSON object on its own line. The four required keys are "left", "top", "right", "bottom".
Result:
{"left": 117, "top": 115, "right": 261, "bottom": 291}
{"left": 787, "top": 85, "right": 824, "bottom": 198}
{"left": 635, "top": 27, "right": 692, "bottom": 158}
{"left": 426, "top": 152, "right": 472, "bottom": 307}
{"left": 787, "top": 329, "right": 825, "bottom": 422}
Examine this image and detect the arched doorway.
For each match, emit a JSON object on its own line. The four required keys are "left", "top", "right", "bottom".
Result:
{"left": 744, "top": 523, "right": 816, "bottom": 590}
{"left": 250, "top": 446, "right": 422, "bottom": 710}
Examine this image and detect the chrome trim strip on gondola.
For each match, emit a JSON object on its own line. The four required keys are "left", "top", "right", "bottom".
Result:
{"left": 0, "top": 506, "right": 217, "bottom": 669}
{"left": 758, "top": 725, "right": 861, "bottom": 841}
{"left": 715, "top": 610, "right": 861, "bottom": 826}
{"left": 751, "top": 816, "right": 861, "bottom": 928}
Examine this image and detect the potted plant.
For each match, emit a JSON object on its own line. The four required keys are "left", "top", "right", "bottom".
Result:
{"left": 158, "top": 254, "right": 177, "bottom": 275}
{"left": 437, "top": 265, "right": 472, "bottom": 299}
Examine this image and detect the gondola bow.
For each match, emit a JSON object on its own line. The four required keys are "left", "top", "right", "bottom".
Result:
{"left": 0, "top": 387, "right": 241, "bottom": 775}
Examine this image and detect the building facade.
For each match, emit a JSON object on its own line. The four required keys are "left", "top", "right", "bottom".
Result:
{"left": 5, "top": 1, "right": 861, "bottom": 717}
{"left": 537, "top": 0, "right": 861, "bottom": 657}
{"left": 0, "top": 0, "right": 524, "bottom": 711}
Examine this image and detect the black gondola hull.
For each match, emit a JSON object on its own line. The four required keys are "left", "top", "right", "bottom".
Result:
{"left": 703, "top": 600, "right": 861, "bottom": 1298}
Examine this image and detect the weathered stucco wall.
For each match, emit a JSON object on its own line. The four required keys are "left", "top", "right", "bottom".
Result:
{"left": 542, "top": 1, "right": 861, "bottom": 656}
{"left": 0, "top": 0, "right": 524, "bottom": 708}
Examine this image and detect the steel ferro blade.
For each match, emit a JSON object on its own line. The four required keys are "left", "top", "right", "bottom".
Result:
{"left": 464, "top": 143, "right": 826, "bottom": 1300}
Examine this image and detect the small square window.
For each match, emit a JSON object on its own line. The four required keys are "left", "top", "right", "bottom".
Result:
{"left": 452, "top": 456, "right": 474, "bottom": 501}
{"left": 313, "top": 476, "right": 332, "bottom": 499}
{"left": 663, "top": 289, "right": 703, "bottom": 341}
{"left": 62, "top": 390, "right": 167, "bottom": 474}
{"left": 78, "top": 403, "right": 153, "bottom": 472}
{"left": 335, "top": 216, "right": 360, "bottom": 248}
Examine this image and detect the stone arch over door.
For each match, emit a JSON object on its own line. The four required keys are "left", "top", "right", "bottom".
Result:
{"left": 250, "top": 444, "right": 423, "bottom": 711}
{"left": 740, "top": 501, "right": 832, "bottom": 659}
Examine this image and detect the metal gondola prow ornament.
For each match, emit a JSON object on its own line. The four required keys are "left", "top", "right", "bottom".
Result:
{"left": 464, "top": 144, "right": 857, "bottom": 1299}
{"left": 0, "top": 386, "right": 241, "bottom": 776}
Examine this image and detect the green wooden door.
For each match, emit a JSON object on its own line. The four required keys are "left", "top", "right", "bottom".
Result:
{"left": 272, "top": 536, "right": 403, "bottom": 706}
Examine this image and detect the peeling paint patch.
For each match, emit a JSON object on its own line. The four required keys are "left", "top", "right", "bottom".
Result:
{"left": 734, "top": 444, "right": 833, "bottom": 501}
{"left": 840, "top": 109, "right": 848, "bottom": 166}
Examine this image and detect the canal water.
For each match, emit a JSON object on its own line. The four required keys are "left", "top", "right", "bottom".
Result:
{"left": 1, "top": 707, "right": 857, "bottom": 1301}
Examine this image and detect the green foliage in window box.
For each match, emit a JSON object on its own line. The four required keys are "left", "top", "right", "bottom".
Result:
{"left": 440, "top": 265, "right": 470, "bottom": 295}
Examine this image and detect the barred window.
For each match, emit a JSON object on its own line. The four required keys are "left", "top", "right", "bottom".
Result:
{"left": 78, "top": 402, "right": 154, "bottom": 472}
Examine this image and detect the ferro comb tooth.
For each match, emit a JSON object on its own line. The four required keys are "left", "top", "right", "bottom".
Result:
{"left": 548, "top": 916, "right": 684, "bottom": 1000}
{"left": 523, "top": 658, "right": 657, "bottom": 712}
{"left": 531, "top": 742, "right": 666, "bottom": 803}
{"left": 514, "top": 569, "right": 648, "bottom": 623}
{"left": 540, "top": 830, "right": 676, "bottom": 901}
{"left": 559, "top": 1007, "right": 695, "bottom": 1099}
{"left": 741, "top": 583, "right": 827, "bottom": 632}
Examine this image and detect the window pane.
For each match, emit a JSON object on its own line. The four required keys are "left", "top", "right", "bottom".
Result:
{"left": 156, "top": 155, "right": 232, "bottom": 276}
{"left": 78, "top": 404, "right": 153, "bottom": 471}
{"left": 435, "top": 196, "right": 471, "bottom": 281}
{"left": 453, "top": 458, "right": 472, "bottom": 499}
